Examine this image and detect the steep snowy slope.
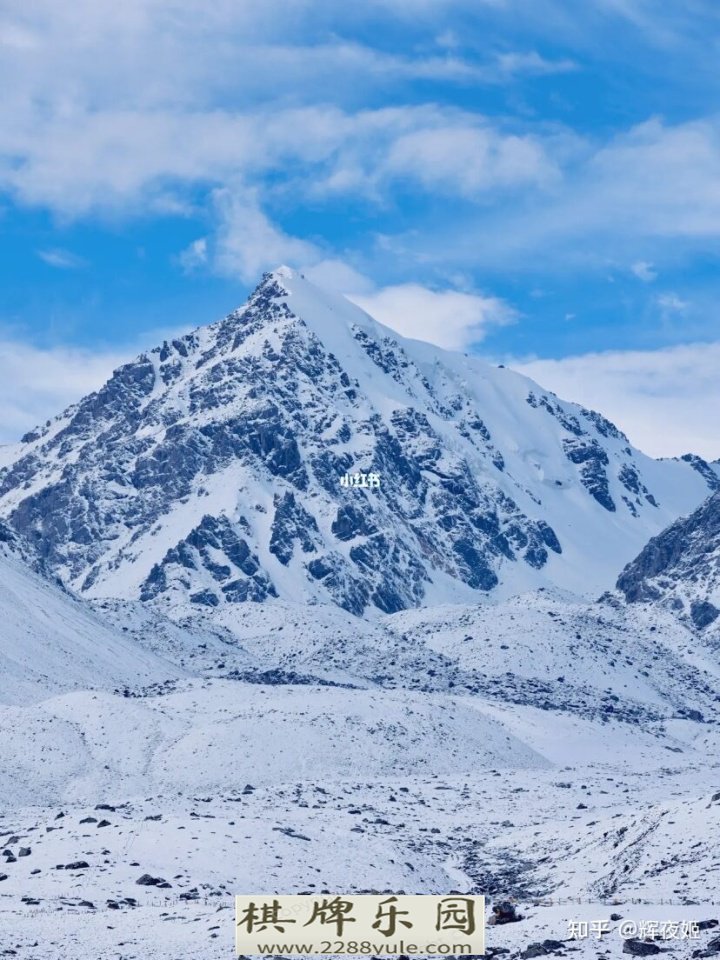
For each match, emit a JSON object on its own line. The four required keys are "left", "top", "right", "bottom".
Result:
{"left": 0, "top": 521, "right": 181, "bottom": 704}
{"left": 617, "top": 490, "right": 720, "bottom": 642}
{"left": 0, "top": 268, "right": 714, "bottom": 617}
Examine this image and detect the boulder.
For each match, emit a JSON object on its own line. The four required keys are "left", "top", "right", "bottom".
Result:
{"left": 622, "top": 940, "right": 661, "bottom": 956}
{"left": 488, "top": 901, "right": 522, "bottom": 925}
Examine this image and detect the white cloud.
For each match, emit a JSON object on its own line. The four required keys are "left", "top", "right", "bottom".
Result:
{"left": 394, "top": 115, "right": 720, "bottom": 273}
{"left": 10, "top": 0, "right": 718, "bottom": 283}
{"left": 350, "top": 283, "right": 516, "bottom": 350}
{"left": 631, "top": 260, "right": 656, "bottom": 282}
{"left": 37, "top": 248, "right": 86, "bottom": 269}
{"left": 383, "top": 125, "right": 559, "bottom": 197}
{"left": 0, "top": 339, "right": 126, "bottom": 444}
{"left": 5, "top": 0, "right": 720, "bottom": 352}
{"left": 513, "top": 341, "right": 720, "bottom": 460}
{"left": 303, "top": 258, "right": 375, "bottom": 294}
{"left": 656, "top": 291, "right": 687, "bottom": 312}
{"left": 0, "top": 0, "right": 569, "bottom": 220}
{"left": 2, "top": 0, "right": 719, "bottom": 255}
{"left": 179, "top": 237, "right": 208, "bottom": 272}
{"left": 0, "top": 97, "right": 562, "bottom": 218}
{"left": 581, "top": 118, "right": 720, "bottom": 238}
{"left": 495, "top": 50, "right": 577, "bottom": 76}
{"left": 212, "top": 189, "right": 320, "bottom": 283}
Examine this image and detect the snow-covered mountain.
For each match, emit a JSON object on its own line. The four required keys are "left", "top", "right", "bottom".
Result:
{"left": 1, "top": 261, "right": 719, "bottom": 959}
{"left": 617, "top": 490, "right": 720, "bottom": 641}
{"left": 0, "top": 267, "right": 716, "bottom": 621}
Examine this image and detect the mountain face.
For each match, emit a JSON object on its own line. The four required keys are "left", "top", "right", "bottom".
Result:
{"left": 617, "top": 491, "right": 720, "bottom": 638}
{"left": 0, "top": 267, "right": 715, "bottom": 618}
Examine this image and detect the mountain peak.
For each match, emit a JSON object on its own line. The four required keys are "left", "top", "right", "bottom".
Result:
{"left": 271, "top": 264, "right": 299, "bottom": 281}
{"left": 0, "top": 270, "right": 715, "bottom": 618}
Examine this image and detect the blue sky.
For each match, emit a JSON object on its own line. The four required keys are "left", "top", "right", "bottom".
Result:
{"left": 1, "top": 0, "right": 719, "bottom": 456}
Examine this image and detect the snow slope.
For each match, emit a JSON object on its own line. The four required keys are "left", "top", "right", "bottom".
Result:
{"left": 0, "top": 681, "right": 550, "bottom": 809}
{"left": 1, "top": 268, "right": 719, "bottom": 960}
{"left": 0, "top": 523, "right": 182, "bottom": 705}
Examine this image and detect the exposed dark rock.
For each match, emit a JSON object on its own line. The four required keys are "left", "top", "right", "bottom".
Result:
{"left": 563, "top": 437, "right": 616, "bottom": 511}
{"left": 136, "top": 874, "right": 171, "bottom": 888}
{"left": 622, "top": 939, "right": 661, "bottom": 955}
{"left": 331, "top": 503, "right": 376, "bottom": 542}
{"left": 703, "top": 932, "right": 720, "bottom": 953}
{"left": 488, "top": 901, "right": 522, "bottom": 925}
{"left": 0, "top": 267, "right": 702, "bottom": 619}
{"left": 691, "top": 600, "right": 719, "bottom": 630}
{"left": 140, "top": 514, "right": 277, "bottom": 606}
{"left": 680, "top": 453, "right": 720, "bottom": 492}
{"left": 521, "top": 941, "right": 565, "bottom": 958}
{"left": 270, "top": 492, "right": 320, "bottom": 564}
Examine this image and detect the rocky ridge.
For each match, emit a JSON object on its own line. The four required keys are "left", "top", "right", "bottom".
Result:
{"left": 617, "top": 491, "right": 720, "bottom": 641}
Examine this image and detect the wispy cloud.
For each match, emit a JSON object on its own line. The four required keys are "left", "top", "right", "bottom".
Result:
{"left": 37, "top": 248, "right": 86, "bottom": 269}
{"left": 388, "top": 116, "right": 720, "bottom": 276}
{"left": 495, "top": 50, "right": 577, "bottom": 76}
{"left": 0, "top": 100, "right": 560, "bottom": 217}
{"left": 656, "top": 291, "right": 687, "bottom": 311}
{"left": 631, "top": 260, "right": 656, "bottom": 282}
{"left": 178, "top": 237, "right": 208, "bottom": 272}
{"left": 3, "top": 0, "right": 720, "bottom": 285}
{"left": 211, "top": 188, "right": 320, "bottom": 284}
{"left": 382, "top": 123, "right": 559, "bottom": 197}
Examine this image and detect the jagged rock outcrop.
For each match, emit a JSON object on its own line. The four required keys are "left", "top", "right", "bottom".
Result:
{"left": 617, "top": 491, "right": 720, "bottom": 637}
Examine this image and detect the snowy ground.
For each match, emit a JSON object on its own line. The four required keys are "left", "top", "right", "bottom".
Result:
{"left": 2, "top": 579, "right": 720, "bottom": 959}
{"left": 1, "top": 768, "right": 719, "bottom": 958}
{"left": 1, "top": 674, "right": 719, "bottom": 959}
